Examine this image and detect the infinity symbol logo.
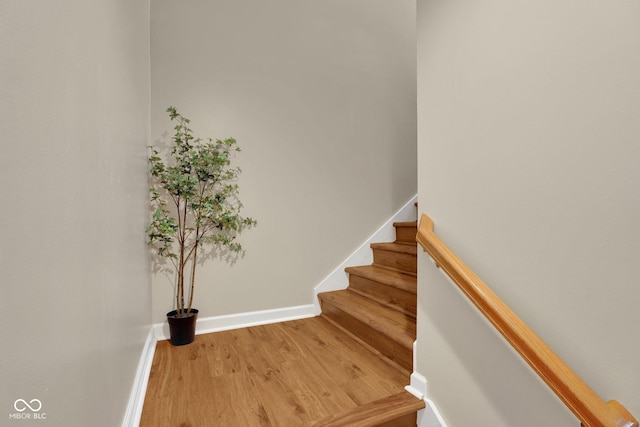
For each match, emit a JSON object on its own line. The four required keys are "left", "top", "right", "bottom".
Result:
{"left": 14, "top": 399, "right": 42, "bottom": 412}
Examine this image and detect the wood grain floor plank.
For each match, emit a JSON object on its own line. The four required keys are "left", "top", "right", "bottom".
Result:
{"left": 140, "top": 316, "right": 410, "bottom": 427}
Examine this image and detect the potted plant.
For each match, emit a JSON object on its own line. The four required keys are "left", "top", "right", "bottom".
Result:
{"left": 146, "top": 106, "right": 256, "bottom": 346}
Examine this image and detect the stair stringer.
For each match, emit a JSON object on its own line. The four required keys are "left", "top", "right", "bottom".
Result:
{"left": 312, "top": 195, "right": 417, "bottom": 315}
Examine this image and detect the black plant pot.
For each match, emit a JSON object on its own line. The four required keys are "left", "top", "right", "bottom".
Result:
{"left": 166, "top": 309, "right": 199, "bottom": 346}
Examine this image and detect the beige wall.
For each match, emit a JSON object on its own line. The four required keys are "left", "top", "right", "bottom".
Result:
{"left": 417, "top": 0, "right": 640, "bottom": 425}
{"left": 0, "top": 1, "right": 151, "bottom": 426}
{"left": 150, "top": 0, "right": 417, "bottom": 322}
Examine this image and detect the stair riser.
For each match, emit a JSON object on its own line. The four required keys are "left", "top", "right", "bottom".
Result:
{"left": 319, "top": 300, "right": 413, "bottom": 373}
{"left": 372, "top": 249, "right": 417, "bottom": 274}
{"left": 349, "top": 275, "right": 416, "bottom": 318}
{"left": 394, "top": 227, "right": 417, "bottom": 244}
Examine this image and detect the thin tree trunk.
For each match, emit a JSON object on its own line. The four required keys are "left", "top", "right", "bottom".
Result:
{"left": 187, "top": 241, "right": 198, "bottom": 316}
{"left": 177, "top": 199, "right": 187, "bottom": 316}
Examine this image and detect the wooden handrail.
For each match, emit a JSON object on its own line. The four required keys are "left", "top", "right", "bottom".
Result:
{"left": 416, "top": 213, "right": 637, "bottom": 427}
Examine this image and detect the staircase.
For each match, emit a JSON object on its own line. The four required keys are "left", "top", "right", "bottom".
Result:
{"left": 315, "top": 220, "right": 420, "bottom": 426}
{"left": 317, "top": 220, "right": 418, "bottom": 375}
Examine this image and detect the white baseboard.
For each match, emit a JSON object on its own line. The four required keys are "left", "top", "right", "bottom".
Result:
{"left": 121, "top": 327, "right": 157, "bottom": 427}
{"left": 420, "top": 399, "right": 449, "bottom": 427}
{"left": 153, "top": 304, "right": 316, "bottom": 341}
{"left": 406, "top": 371, "right": 448, "bottom": 427}
{"left": 313, "top": 195, "right": 418, "bottom": 314}
{"left": 405, "top": 371, "right": 427, "bottom": 400}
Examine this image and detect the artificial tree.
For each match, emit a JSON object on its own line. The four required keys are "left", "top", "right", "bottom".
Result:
{"left": 147, "top": 107, "right": 255, "bottom": 341}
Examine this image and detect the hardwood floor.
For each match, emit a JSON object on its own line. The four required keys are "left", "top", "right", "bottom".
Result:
{"left": 140, "top": 316, "right": 417, "bottom": 427}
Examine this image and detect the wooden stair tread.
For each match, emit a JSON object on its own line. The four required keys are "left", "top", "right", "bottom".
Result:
{"left": 306, "top": 391, "right": 425, "bottom": 427}
{"left": 370, "top": 242, "right": 417, "bottom": 255}
{"left": 393, "top": 221, "right": 418, "bottom": 244}
{"left": 393, "top": 221, "right": 418, "bottom": 228}
{"left": 318, "top": 290, "right": 415, "bottom": 350}
{"left": 371, "top": 242, "right": 417, "bottom": 274}
{"left": 345, "top": 265, "right": 416, "bottom": 294}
